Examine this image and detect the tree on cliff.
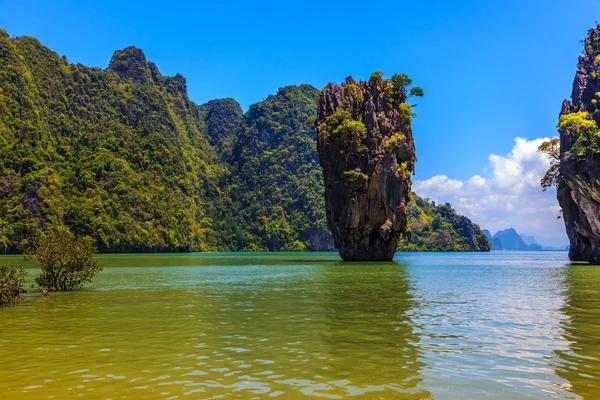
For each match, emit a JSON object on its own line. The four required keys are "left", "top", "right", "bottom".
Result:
{"left": 538, "top": 137, "right": 560, "bottom": 190}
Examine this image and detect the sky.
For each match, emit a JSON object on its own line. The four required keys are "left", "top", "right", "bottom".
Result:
{"left": 1, "top": 0, "right": 598, "bottom": 246}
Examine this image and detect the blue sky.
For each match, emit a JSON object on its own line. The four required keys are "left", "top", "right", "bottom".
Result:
{"left": 1, "top": 0, "right": 598, "bottom": 244}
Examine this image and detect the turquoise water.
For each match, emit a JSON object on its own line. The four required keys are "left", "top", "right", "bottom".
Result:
{"left": 0, "top": 251, "right": 599, "bottom": 399}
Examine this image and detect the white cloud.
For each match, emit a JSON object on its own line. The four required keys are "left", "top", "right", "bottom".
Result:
{"left": 468, "top": 175, "right": 486, "bottom": 187}
{"left": 412, "top": 175, "right": 464, "bottom": 194}
{"left": 413, "top": 137, "right": 568, "bottom": 247}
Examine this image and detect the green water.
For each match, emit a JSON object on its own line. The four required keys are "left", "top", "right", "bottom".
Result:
{"left": 0, "top": 251, "right": 598, "bottom": 399}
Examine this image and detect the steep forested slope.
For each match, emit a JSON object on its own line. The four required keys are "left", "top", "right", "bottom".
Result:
{"left": 0, "top": 30, "right": 239, "bottom": 252}
{"left": 213, "top": 85, "right": 333, "bottom": 251}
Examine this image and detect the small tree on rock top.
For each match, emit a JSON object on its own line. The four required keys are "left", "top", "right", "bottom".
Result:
{"left": 29, "top": 228, "right": 102, "bottom": 291}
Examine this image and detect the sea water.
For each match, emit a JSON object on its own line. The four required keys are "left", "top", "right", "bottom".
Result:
{"left": 0, "top": 251, "right": 597, "bottom": 399}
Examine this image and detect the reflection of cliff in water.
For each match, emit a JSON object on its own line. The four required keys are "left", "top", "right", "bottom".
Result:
{"left": 555, "top": 265, "right": 600, "bottom": 398}
{"left": 316, "top": 262, "right": 430, "bottom": 398}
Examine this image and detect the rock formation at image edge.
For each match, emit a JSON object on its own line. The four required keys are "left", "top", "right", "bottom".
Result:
{"left": 558, "top": 24, "right": 600, "bottom": 263}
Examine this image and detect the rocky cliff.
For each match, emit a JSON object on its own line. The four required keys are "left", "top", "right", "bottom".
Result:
{"left": 558, "top": 25, "right": 600, "bottom": 263}
{"left": 316, "top": 73, "right": 421, "bottom": 261}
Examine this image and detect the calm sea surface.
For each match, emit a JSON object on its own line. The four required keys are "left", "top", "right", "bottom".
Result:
{"left": 0, "top": 251, "right": 599, "bottom": 399}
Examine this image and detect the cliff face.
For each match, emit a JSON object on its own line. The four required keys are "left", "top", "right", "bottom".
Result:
{"left": 316, "top": 74, "right": 419, "bottom": 261}
{"left": 558, "top": 25, "right": 600, "bottom": 263}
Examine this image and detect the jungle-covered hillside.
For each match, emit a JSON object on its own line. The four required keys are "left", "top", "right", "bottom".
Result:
{"left": 0, "top": 30, "right": 489, "bottom": 253}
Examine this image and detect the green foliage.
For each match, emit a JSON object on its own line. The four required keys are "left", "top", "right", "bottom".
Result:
{"left": 369, "top": 70, "right": 385, "bottom": 84}
{"left": 0, "top": 264, "right": 26, "bottom": 305}
{"left": 196, "top": 98, "right": 243, "bottom": 158}
{"left": 385, "top": 132, "right": 406, "bottom": 152}
{"left": 538, "top": 137, "right": 560, "bottom": 190}
{"left": 0, "top": 32, "right": 239, "bottom": 253}
{"left": 212, "top": 85, "right": 332, "bottom": 252}
{"left": 391, "top": 73, "right": 424, "bottom": 102}
{"left": 343, "top": 83, "right": 364, "bottom": 113}
{"left": 398, "top": 193, "right": 491, "bottom": 252}
{"left": 344, "top": 84, "right": 363, "bottom": 102}
{"left": 391, "top": 73, "right": 412, "bottom": 91}
{"left": 0, "top": 264, "right": 26, "bottom": 287}
{"left": 322, "top": 112, "right": 367, "bottom": 145}
{"left": 409, "top": 87, "right": 424, "bottom": 97}
{"left": 363, "top": 71, "right": 423, "bottom": 112}
{"left": 318, "top": 110, "right": 368, "bottom": 167}
{"left": 29, "top": 227, "right": 102, "bottom": 291}
{"left": 558, "top": 111, "right": 597, "bottom": 131}
{"left": 343, "top": 170, "right": 368, "bottom": 184}
{"left": 399, "top": 103, "right": 416, "bottom": 123}
{"left": 396, "top": 161, "right": 412, "bottom": 180}
{"left": 558, "top": 111, "right": 600, "bottom": 158}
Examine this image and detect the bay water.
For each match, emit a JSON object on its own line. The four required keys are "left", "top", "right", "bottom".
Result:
{"left": 0, "top": 251, "right": 598, "bottom": 399}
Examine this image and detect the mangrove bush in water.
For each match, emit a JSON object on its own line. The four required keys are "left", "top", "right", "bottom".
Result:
{"left": 29, "top": 228, "right": 102, "bottom": 291}
{"left": 0, "top": 265, "right": 26, "bottom": 305}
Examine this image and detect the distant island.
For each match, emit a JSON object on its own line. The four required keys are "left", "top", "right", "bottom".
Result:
{"left": 482, "top": 228, "right": 568, "bottom": 251}
{"left": 0, "top": 30, "right": 490, "bottom": 254}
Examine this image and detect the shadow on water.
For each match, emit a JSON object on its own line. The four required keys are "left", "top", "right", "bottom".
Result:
{"left": 555, "top": 264, "right": 600, "bottom": 398}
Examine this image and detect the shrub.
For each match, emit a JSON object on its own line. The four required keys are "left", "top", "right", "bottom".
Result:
{"left": 369, "top": 70, "right": 385, "bottom": 84}
{"left": 557, "top": 111, "right": 597, "bottom": 131}
{"left": 29, "top": 228, "right": 102, "bottom": 291}
{"left": 385, "top": 132, "right": 406, "bottom": 152}
{"left": 0, "top": 265, "right": 26, "bottom": 305}
{"left": 399, "top": 103, "right": 416, "bottom": 123}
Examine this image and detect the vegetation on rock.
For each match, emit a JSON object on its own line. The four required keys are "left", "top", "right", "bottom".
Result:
{"left": 538, "top": 137, "right": 560, "bottom": 190}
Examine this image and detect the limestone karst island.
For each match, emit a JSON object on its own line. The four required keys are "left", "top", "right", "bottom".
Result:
{"left": 1, "top": 2, "right": 600, "bottom": 398}
{"left": 317, "top": 74, "right": 419, "bottom": 261}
